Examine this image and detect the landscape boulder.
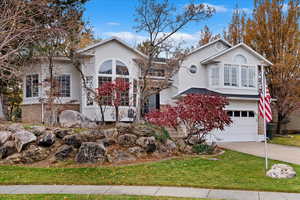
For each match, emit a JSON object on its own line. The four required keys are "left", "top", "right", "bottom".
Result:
{"left": 165, "top": 139, "right": 177, "bottom": 152}
{"left": 30, "top": 126, "right": 47, "bottom": 136}
{"left": 63, "top": 134, "right": 82, "bottom": 148}
{"left": 75, "top": 142, "right": 106, "bottom": 163}
{"left": 38, "top": 132, "right": 55, "bottom": 147}
{"left": 132, "top": 124, "right": 155, "bottom": 136}
{"left": 59, "top": 110, "right": 96, "bottom": 128}
{"left": 266, "top": 164, "right": 296, "bottom": 179}
{"left": 0, "top": 131, "right": 12, "bottom": 145}
{"left": 6, "top": 124, "right": 23, "bottom": 132}
{"left": 54, "top": 129, "right": 70, "bottom": 139}
{"left": 187, "top": 135, "right": 202, "bottom": 145}
{"left": 21, "top": 144, "right": 50, "bottom": 163}
{"left": 117, "top": 134, "right": 137, "bottom": 146}
{"left": 14, "top": 130, "right": 37, "bottom": 152}
{"left": 97, "top": 138, "right": 116, "bottom": 147}
{"left": 55, "top": 145, "right": 73, "bottom": 161}
{"left": 136, "top": 136, "right": 156, "bottom": 153}
{"left": 116, "top": 123, "right": 132, "bottom": 134}
{"left": 0, "top": 141, "right": 16, "bottom": 159}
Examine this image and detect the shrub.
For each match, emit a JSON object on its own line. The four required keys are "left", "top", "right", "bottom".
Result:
{"left": 192, "top": 143, "right": 215, "bottom": 154}
{"left": 154, "top": 128, "right": 171, "bottom": 143}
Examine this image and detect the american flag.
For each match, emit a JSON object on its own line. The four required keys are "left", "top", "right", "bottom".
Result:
{"left": 259, "top": 86, "right": 272, "bottom": 122}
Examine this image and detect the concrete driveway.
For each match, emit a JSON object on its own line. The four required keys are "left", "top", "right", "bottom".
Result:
{"left": 218, "top": 142, "right": 300, "bottom": 165}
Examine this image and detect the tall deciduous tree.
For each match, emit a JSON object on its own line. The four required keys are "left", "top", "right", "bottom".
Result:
{"left": 223, "top": 6, "right": 247, "bottom": 45}
{"left": 243, "top": 0, "right": 300, "bottom": 134}
{"left": 198, "top": 25, "right": 220, "bottom": 46}
{"left": 133, "top": 0, "right": 214, "bottom": 119}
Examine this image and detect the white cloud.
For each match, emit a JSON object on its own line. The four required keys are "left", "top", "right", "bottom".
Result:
{"left": 106, "top": 22, "right": 121, "bottom": 26}
{"left": 202, "top": 3, "right": 228, "bottom": 13}
{"left": 104, "top": 31, "right": 147, "bottom": 43}
{"left": 282, "top": 3, "right": 288, "bottom": 12}
{"left": 104, "top": 31, "right": 200, "bottom": 47}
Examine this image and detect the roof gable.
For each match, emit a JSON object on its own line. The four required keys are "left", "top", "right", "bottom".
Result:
{"left": 201, "top": 43, "right": 273, "bottom": 65}
{"left": 187, "top": 38, "right": 232, "bottom": 57}
{"left": 77, "top": 37, "right": 147, "bottom": 58}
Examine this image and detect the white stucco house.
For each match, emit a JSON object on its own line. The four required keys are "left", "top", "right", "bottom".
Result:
{"left": 21, "top": 37, "right": 273, "bottom": 142}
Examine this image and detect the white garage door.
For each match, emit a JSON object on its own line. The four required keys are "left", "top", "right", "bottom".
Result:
{"left": 211, "top": 110, "right": 258, "bottom": 142}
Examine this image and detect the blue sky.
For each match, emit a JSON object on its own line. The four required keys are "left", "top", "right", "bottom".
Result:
{"left": 83, "top": 0, "right": 254, "bottom": 46}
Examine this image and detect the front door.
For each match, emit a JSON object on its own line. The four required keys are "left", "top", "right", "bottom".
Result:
{"left": 144, "top": 93, "right": 160, "bottom": 114}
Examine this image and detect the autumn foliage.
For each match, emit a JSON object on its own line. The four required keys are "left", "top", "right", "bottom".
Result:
{"left": 146, "top": 94, "right": 232, "bottom": 141}
{"left": 97, "top": 79, "right": 130, "bottom": 122}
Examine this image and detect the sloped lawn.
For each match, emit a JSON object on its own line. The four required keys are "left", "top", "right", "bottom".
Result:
{"left": 0, "top": 151, "right": 299, "bottom": 193}
{"left": 270, "top": 134, "right": 300, "bottom": 147}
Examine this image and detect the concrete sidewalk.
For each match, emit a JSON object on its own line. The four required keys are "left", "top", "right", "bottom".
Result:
{"left": 1, "top": 185, "right": 300, "bottom": 200}
{"left": 219, "top": 142, "right": 300, "bottom": 165}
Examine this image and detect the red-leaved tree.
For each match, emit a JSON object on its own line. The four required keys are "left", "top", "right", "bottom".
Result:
{"left": 97, "top": 79, "right": 130, "bottom": 122}
{"left": 146, "top": 94, "right": 232, "bottom": 143}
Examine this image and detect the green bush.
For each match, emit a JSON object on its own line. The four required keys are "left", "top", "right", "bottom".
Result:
{"left": 154, "top": 128, "right": 171, "bottom": 143}
{"left": 192, "top": 143, "right": 215, "bottom": 154}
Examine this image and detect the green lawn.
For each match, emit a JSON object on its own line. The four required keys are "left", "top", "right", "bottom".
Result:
{"left": 270, "top": 134, "right": 300, "bottom": 147}
{"left": 0, "top": 151, "right": 299, "bottom": 193}
{"left": 0, "top": 194, "right": 214, "bottom": 200}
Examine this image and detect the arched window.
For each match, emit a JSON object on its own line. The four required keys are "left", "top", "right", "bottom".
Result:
{"left": 234, "top": 54, "right": 247, "bottom": 64}
{"left": 97, "top": 59, "right": 130, "bottom": 107}
{"left": 99, "top": 60, "right": 113, "bottom": 74}
{"left": 116, "top": 60, "right": 129, "bottom": 76}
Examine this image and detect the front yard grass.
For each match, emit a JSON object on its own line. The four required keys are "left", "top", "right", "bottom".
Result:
{"left": 0, "top": 151, "right": 299, "bottom": 193}
{"left": 270, "top": 134, "right": 300, "bottom": 147}
{"left": 0, "top": 194, "right": 215, "bottom": 200}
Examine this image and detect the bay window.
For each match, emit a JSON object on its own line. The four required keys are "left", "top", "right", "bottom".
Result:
{"left": 224, "top": 64, "right": 238, "bottom": 87}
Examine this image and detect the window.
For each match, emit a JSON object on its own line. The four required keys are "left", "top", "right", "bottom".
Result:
{"left": 241, "top": 111, "right": 248, "bottom": 117}
{"left": 99, "top": 60, "right": 113, "bottom": 74}
{"left": 26, "top": 74, "right": 39, "bottom": 97}
{"left": 234, "top": 54, "right": 247, "bottom": 64}
{"left": 148, "top": 69, "right": 165, "bottom": 77}
{"left": 227, "top": 111, "right": 233, "bottom": 117}
{"left": 249, "top": 111, "right": 255, "bottom": 117}
{"left": 117, "top": 78, "right": 129, "bottom": 106}
{"left": 189, "top": 65, "right": 197, "bottom": 74}
{"left": 224, "top": 64, "right": 238, "bottom": 87}
{"left": 54, "top": 75, "right": 71, "bottom": 97}
{"left": 241, "top": 66, "right": 255, "bottom": 88}
{"left": 86, "top": 76, "right": 93, "bottom": 106}
{"left": 211, "top": 67, "right": 219, "bottom": 86}
{"left": 98, "top": 76, "right": 112, "bottom": 105}
{"left": 116, "top": 60, "right": 129, "bottom": 75}
{"left": 234, "top": 111, "right": 240, "bottom": 117}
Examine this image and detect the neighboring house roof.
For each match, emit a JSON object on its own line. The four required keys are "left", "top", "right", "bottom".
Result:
{"left": 174, "top": 87, "right": 259, "bottom": 99}
{"left": 187, "top": 38, "right": 232, "bottom": 57}
{"left": 77, "top": 37, "right": 148, "bottom": 58}
{"left": 201, "top": 43, "right": 273, "bottom": 65}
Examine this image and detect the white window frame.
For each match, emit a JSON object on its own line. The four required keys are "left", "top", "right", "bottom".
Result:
{"left": 241, "top": 65, "right": 256, "bottom": 88}
{"left": 210, "top": 66, "right": 220, "bottom": 87}
{"left": 25, "top": 74, "right": 40, "bottom": 99}
{"left": 97, "top": 59, "right": 133, "bottom": 107}
{"left": 54, "top": 74, "right": 72, "bottom": 98}
{"left": 224, "top": 64, "right": 239, "bottom": 87}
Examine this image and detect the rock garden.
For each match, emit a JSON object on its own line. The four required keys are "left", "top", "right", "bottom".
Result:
{"left": 0, "top": 121, "right": 220, "bottom": 166}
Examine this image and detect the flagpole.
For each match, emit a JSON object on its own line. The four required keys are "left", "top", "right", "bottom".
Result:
{"left": 262, "top": 65, "right": 268, "bottom": 171}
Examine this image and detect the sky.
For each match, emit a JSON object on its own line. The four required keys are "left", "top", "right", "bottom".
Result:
{"left": 83, "top": 0, "right": 254, "bottom": 47}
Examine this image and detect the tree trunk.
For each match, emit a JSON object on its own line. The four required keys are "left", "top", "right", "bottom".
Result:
{"left": 115, "top": 106, "right": 119, "bottom": 122}
{"left": 0, "top": 94, "right": 6, "bottom": 120}
{"left": 276, "top": 112, "right": 284, "bottom": 135}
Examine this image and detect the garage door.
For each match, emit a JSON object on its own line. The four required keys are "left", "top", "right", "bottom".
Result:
{"left": 210, "top": 110, "right": 258, "bottom": 142}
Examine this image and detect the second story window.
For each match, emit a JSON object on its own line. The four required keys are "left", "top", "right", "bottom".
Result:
{"left": 54, "top": 75, "right": 71, "bottom": 97}
{"left": 148, "top": 69, "right": 165, "bottom": 77}
{"left": 210, "top": 67, "right": 219, "bottom": 86}
{"left": 224, "top": 64, "right": 238, "bottom": 87}
{"left": 26, "top": 74, "right": 39, "bottom": 98}
{"left": 241, "top": 66, "right": 256, "bottom": 88}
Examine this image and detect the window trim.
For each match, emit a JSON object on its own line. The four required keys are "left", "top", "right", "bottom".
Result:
{"left": 210, "top": 66, "right": 220, "bottom": 87}
{"left": 224, "top": 64, "right": 239, "bottom": 87}
{"left": 240, "top": 65, "right": 256, "bottom": 88}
